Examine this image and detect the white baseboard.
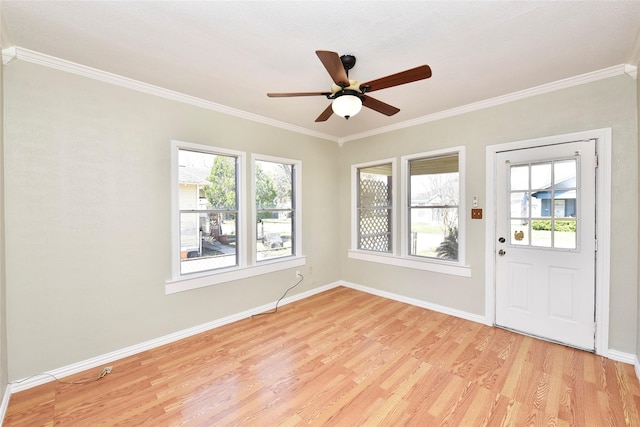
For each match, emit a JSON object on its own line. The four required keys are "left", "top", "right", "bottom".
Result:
{"left": 340, "top": 281, "right": 488, "bottom": 325}
{"left": 607, "top": 348, "right": 638, "bottom": 365}
{"left": 0, "top": 385, "right": 11, "bottom": 426}
{"left": 8, "top": 281, "right": 341, "bottom": 394}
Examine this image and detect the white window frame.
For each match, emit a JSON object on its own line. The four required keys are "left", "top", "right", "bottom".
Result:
{"left": 166, "top": 141, "right": 304, "bottom": 294}
{"left": 250, "top": 153, "right": 302, "bottom": 264}
{"left": 348, "top": 148, "right": 470, "bottom": 277}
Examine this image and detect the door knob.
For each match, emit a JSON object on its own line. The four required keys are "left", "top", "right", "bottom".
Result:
{"left": 498, "top": 249, "right": 506, "bottom": 256}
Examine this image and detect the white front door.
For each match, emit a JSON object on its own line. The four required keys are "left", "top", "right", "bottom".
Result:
{"left": 495, "top": 140, "right": 597, "bottom": 350}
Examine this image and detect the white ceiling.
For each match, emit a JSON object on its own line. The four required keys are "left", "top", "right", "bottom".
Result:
{"left": 2, "top": 1, "right": 639, "bottom": 142}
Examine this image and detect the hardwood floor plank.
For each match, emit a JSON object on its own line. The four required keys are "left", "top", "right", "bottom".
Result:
{"left": 4, "top": 286, "right": 640, "bottom": 426}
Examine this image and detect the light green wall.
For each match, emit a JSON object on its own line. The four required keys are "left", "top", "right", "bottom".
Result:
{"left": 341, "top": 75, "right": 639, "bottom": 354}
{"left": 637, "top": 63, "right": 640, "bottom": 364}
{"left": 4, "top": 59, "right": 639, "bottom": 380}
{"left": 4, "top": 61, "right": 341, "bottom": 380}
{"left": 0, "top": 5, "right": 8, "bottom": 402}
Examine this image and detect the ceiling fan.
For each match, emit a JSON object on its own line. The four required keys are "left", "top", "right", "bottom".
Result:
{"left": 267, "top": 50, "right": 432, "bottom": 122}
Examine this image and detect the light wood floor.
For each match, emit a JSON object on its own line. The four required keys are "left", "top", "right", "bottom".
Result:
{"left": 4, "top": 286, "right": 640, "bottom": 426}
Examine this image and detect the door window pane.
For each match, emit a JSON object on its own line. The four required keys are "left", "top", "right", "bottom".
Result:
{"left": 554, "top": 220, "right": 577, "bottom": 249}
{"left": 531, "top": 163, "right": 551, "bottom": 190}
{"left": 510, "top": 165, "right": 529, "bottom": 191}
{"left": 510, "top": 192, "right": 529, "bottom": 218}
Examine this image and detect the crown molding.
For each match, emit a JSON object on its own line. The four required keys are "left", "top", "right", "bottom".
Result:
{"left": 624, "top": 64, "right": 638, "bottom": 79}
{"left": 3, "top": 47, "right": 632, "bottom": 147}
{"left": 2, "top": 46, "right": 16, "bottom": 65}
{"left": 2, "top": 46, "right": 340, "bottom": 143}
{"left": 338, "top": 64, "right": 633, "bottom": 144}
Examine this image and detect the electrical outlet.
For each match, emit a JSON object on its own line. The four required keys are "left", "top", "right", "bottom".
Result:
{"left": 471, "top": 208, "right": 483, "bottom": 219}
{"left": 296, "top": 270, "right": 302, "bottom": 279}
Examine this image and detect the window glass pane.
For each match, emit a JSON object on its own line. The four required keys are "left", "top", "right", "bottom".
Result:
{"left": 409, "top": 155, "right": 459, "bottom": 261}
{"left": 554, "top": 220, "right": 577, "bottom": 249}
{"left": 530, "top": 220, "right": 552, "bottom": 247}
{"left": 178, "top": 149, "right": 218, "bottom": 210}
{"left": 256, "top": 160, "right": 292, "bottom": 209}
{"left": 180, "top": 212, "right": 237, "bottom": 274}
{"left": 410, "top": 157, "right": 458, "bottom": 205}
{"left": 510, "top": 192, "right": 529, "bottom": 218}
{"left": 531, "top": 163, "right": 551, "bottom": 190}
{"left": 358, "top": 164, "right": 392, "bottom": 253}
{"left": 204, "top": 156, "right": 237, "bottom": 210}
{"left": 359, "top": 208, "right": 391, "bottom": 252}
{"left": 257, "top": 214, "right": 292, "bottom": 260}
{"left": 554, "top": 160, "right": 576, "bottom": 186}
{"left": 410, "top": 207, "right": 458, "bottom": 260}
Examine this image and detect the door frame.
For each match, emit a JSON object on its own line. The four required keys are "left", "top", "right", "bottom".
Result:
{"left": 485, "top": 128, "right": 611, "bottom": 356}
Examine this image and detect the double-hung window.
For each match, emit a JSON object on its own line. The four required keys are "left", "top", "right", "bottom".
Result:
{"left": 407, "top": 153, "right": 460, "bottom": 261}
{"left": 254, "top": 156, "right": 298, "bottom": 261}
{"left": 175, "top": 145, "right": 242, "bottom": 276}
{"left": 355, "top": 162, "right": 394, "bottom": 253}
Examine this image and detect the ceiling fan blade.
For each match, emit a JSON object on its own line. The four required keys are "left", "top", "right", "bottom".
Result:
{"left": 267, "top": 91, "right": 330, "bottom": 97}
{"left": 362, "top": 96, "right": 400, "bottom": 116}
{"left": 316, "top": 50, "right": 350, "bottom": 87}
{"left": 360, "top": 65, "right": 432, "bottom": 92}
{"left": 315, "top": 104, "right": 334, "bottom": 122}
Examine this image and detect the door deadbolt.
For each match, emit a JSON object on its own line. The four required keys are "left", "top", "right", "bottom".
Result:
{"left": 498, "top": 237, "right": 506, "bottom": 243}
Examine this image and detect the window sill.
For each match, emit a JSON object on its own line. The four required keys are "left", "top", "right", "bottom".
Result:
{"left": 347, "top": 250, "right": 471, "bottom": 277}
{"left": 165, "top": 256, "right": 306, "bottom": 294}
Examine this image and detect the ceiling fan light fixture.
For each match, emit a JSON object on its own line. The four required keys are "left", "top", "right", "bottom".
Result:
{"left": 332, "top": 91, "right": 362, "bottom": 120}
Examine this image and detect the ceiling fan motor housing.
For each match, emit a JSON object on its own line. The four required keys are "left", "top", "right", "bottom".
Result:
{"left": 340, "top": 55, "right": 356, "bottom": 74}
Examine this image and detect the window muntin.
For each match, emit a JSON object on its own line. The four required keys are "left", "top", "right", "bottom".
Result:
{"left": 357, "top": 163, "right": 393, "bottom": 253}
{"left": 408, "top": 154, "right": 459, "bottom": 261}
{"left": 256, "top": 159, "right": 295, "bottom": 261}
{"left": 178, "top": 148, "right": 239, "bottom": 275}
{"left": 508, "top": 157, "right": 578, "bottom": 250}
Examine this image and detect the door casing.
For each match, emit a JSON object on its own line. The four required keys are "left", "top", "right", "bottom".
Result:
{"left": 485, "top": 128, "right": 611, "bottom": 356}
